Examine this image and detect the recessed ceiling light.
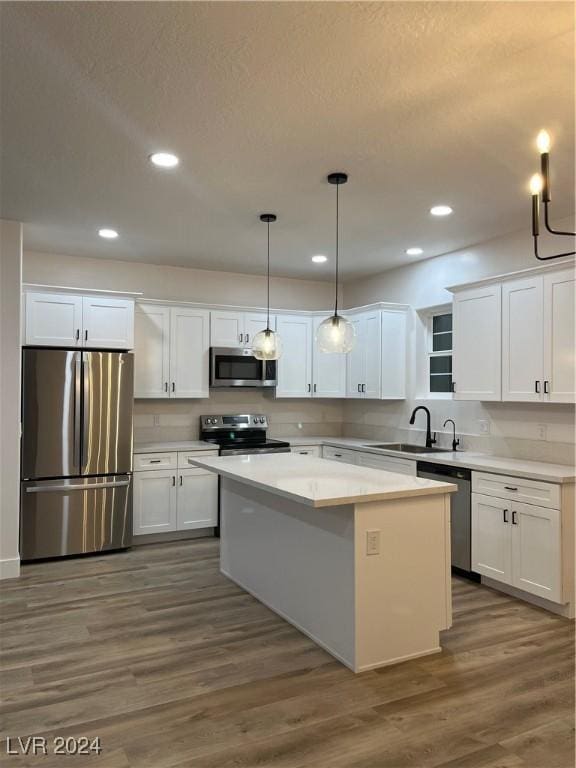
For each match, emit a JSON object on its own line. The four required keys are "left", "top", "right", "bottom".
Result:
{"left": 312, "top": 254, "right": 328, "bottom": 263}
{"left": 406, "top": 247, "right": 423, "bottom": 256}
{"left": 149, "top": 152, "right": 179, "bottom": 168}
{"left": 98, "top": 228, "right": 118, "bottom": 239}
{"left": 430, "top": 205, "right": 453, "bottom": 217}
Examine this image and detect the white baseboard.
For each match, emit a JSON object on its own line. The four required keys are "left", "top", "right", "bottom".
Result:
{"left": 0, "top": 558, "right": 20, "bottom": 580}
{"left": 482, "top": 576, "right": 574, "bottom": 619}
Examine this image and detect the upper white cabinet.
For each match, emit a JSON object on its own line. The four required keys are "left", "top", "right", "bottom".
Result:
{"left": 25, "top": 292, "right": 134, "bottom": 350}
{"left": 381, "top": 309, "right": 407, "bottom": 400}
{"left": 452, "top": 283, "right": 501, "bottom": 401}
{"left": 210, "top": 310, "right": 272, "bottom": 348}
{"left": 502, "top": 276, "right": 543, "bottom": 402}
{"left": 276, "top": 315, "right": 313, "bottom": 397}
{"left": 453, "top": 265, "right": 574, "bottom": 404}
{"left": 346, "top": 310, "right": 382, "bottom": 398}
{"left": 543, "top": 268, "right": 575, "bottom": 403}
{"left": 312, "top": 316, "right": 347, "bottom": 398}
{"left": 134, "top": 303, "right": 209, "bottom": 398}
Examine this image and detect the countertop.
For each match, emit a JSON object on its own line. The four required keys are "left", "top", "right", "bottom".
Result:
{"left": 187, "top": 453, "right": 456, "bottom": 508}
{"left": 278, "top": 436, "right": 575, "bottom": 484}
{"left": 134, "top": 440, "right": 217, "bottom": 453}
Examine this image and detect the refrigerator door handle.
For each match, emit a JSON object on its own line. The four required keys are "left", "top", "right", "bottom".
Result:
{"left": 74, "top": 352, "right": 82, "bottom": 471}
{"left": 26, "top": 480, "right": 131, "bottom": 493}
{"left": 82, "top": 354, "right": 91, "bottom": 471}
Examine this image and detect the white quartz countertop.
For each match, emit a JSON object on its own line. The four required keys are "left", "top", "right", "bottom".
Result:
{"left": 134, "top": 440, "right": 217, "bottom": 453}
{"left": 187, "top": 453, "right": 456, "bottom": 508}
{"left": 277, "top": 437, "right": 575, "bottom": 483}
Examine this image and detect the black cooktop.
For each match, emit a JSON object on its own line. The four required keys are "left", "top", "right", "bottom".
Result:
{"left": 205, "top": 437, "right": 290, "bottom": 450}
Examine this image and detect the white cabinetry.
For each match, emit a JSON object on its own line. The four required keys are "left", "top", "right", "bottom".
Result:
{"left": 133, "top": 450, "right": 218, "bottom": 536}
{"left": 543, "top": 268, "right": 575, "bottom": 403}
{"left": 134, "top": 303, "right": 209, "bottom": 399}
{"left": 452, "top": 283, "right": 501, "bottom": 400}
{"left": 380, "top": 309, "right": 407, "bottom": 399}
{"left": 357, "top": 452, "right": 416, "bottom": 476}
{"left": 210, "top": 310, "right": 272, "bottom": 348}
{"left": 133, "top": 468, "right": 177, "bottom": 535}
{"left": 312, "top": 317, "right": 347, "bottom": 397}
{"left": 291, "top": 445, "right": 322, "bottom": 457}
{"left": 472, "top": 471, "right": 562, "bottom": 603}
{"left": 502, "top": 277, "right": 543, "bottom": 402}
{"left": 276, "top": 315, "right": 313, "bottom": 397}
{"left": 25, "top": 292, "right": 134, "bottom": 349}
{"left": 346, "top": 310, "right": 382, "bottom": 398}
{"left": 322, "top": 446, "right": 359, "bottom": 464}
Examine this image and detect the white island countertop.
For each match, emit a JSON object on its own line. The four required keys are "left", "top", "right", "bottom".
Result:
{"left": 188, "top": 453, "right": 456, "bottom": 508}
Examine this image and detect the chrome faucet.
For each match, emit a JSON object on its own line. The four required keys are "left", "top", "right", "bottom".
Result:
{"left": 409, "top": 406, "right": 436, "bottom": 449}
{"left": 443, "top": 418, "right": 460, "bottom": 452}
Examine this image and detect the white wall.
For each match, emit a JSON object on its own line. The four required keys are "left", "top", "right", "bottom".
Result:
{"left": 23, "top": 251, "right": 338, "bottom": 311}
{"left": 0, "top": 220, "right": 22, "bottom": 579}
{"left": 343, "top": 222, "right": 576, "bottom": 465}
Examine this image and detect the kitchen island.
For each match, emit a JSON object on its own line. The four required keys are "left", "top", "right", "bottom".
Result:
{"left": 189, "top": 453, "right": 456, "bottom": 673}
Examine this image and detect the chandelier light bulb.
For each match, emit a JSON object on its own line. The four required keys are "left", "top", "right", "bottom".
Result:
{"left": 529, "top": 174, "right": 543, "bottom": 196}
{"left": 536, "top": 130, "right": 551, "bottom": 154}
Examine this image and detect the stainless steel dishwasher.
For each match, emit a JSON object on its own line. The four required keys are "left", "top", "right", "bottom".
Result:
{"left": 416, "top": 462, "right": 479, "bottom": 580}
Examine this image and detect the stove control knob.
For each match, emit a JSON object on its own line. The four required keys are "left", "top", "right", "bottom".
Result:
{"left": 260, "top": 417, "right": 266, "bottom": 424}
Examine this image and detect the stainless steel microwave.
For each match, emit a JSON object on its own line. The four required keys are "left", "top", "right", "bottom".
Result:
{"left": 210, "top": 347, "right": 277, "bottom": 388}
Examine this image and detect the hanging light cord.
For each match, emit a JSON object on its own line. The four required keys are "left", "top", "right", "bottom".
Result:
{"left": 334, "top": 181, "right": 339, "bottom": 318}
{"left": 266, "top": 219, "right": 271, "bottom": 331}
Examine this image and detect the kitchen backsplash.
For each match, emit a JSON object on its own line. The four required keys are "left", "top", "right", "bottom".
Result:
{"left": 133, "top": 390, "right": 344, "bottom": 444}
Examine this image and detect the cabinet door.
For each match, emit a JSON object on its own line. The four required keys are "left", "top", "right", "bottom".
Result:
{"left": 177, "top": 468, "right": 218, "bottom": 529}
{"left": 345, "top": 315, "right": 365, "bottom": 397}
{"left": 362, "top": 311, "right": 382, "bottom": 399}
{"left": 170, "top": 308, "right": 210, "bottom": 398}
{"left": 357, "top": 452, "right": 416, "bottom": 476}
{"left": 243, "top": 313, "right": 273, "bottom": 348}
{"left": 82, "top": 297, "right": 134, "bottom": 349}
{"left": 453, "top": 284, "right": 501, "bottom": 400}
{"left": 133, "top": 470, "right": 177, "bottom": 535}
{"left": 381, "top": 310, "right": 406, "bottom": 399}
{"left": 210, "top": 310, "right": 245, "bottom": 347}
{"left": 511, "top": 502, "right": 561, "bottom": 602}
{"left": 275, "top": 315, "right": 312, "bottom": 398}
{"left": 471, "top": 493, "right": 512, "bottom": 584}
{"left": 25, "top": 292, "right": 83, "bottom": 347}
{"left": 134, "top": 304, "right": 171, "bottom": 398}
{"left": 544, "top": 269, "right": 575, "bottom": 403}
{"left": 502, "top": 277, "right": 543, "bottom": 402}
{"left": 312, "top": 317, "right": 346, "bottom": 397}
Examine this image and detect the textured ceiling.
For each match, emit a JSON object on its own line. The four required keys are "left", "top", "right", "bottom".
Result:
{"left": 1, "top": 1, "right": 574, "bottom": 280}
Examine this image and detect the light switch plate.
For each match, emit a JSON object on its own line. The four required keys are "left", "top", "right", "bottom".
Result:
{"left": 366, "top": 530, "right": 380, "bottom": 556}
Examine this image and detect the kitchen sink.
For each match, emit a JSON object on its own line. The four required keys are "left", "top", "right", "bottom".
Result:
{"left": 365, "top": 443, "right": 452, "bottom": 454}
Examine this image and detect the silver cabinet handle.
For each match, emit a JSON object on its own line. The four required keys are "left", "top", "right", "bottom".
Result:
{"left": 26, "top": 480, "right": 130, "bottom": 493}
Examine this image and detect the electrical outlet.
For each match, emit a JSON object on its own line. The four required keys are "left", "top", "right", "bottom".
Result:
{"left": 537, "top": 424, "right": 547, "bottom": 440}
{"left": 478, "top": 419, "right": 490, "bottom": 435}
{"left": 366, "top": 530, "right": 380, "bottom": 556}
{"left": 153, "top": 415, "right": 161, "bottom": 427}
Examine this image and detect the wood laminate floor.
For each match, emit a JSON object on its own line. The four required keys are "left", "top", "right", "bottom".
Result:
{"left": 0, "top": 539, "right": 573, "bottom": 768}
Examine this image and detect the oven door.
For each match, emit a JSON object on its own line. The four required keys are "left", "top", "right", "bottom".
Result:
{"left": 210, "top": 348, "right": 277, "bottom": 388}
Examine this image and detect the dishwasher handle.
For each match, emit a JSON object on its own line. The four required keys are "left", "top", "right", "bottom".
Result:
{"left": 416, "top": 461, "right": 471, "bottom": 481}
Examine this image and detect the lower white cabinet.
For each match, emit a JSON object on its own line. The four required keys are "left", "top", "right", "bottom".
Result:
{"left": 291, "top": 445, "right": 322, "bottom": 457}
{"left": 472, "top": 491, "right": 561, "bottom": 603}
{"left": 133, "top": 451, "right": 218, "bottom": 535}
{"left": 177, "top": 467, "right": 218, "bottom": 530}
{"left": 356, "top": 452, "right": 416, "bottom": 476}
{"left": 133, "top": 469, "right": 178, "bottom": 535}
{"left": 322, "top": 446, "right": 359, "bottom": 464}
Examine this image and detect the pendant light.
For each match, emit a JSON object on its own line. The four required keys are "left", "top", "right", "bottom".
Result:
{"left": 530, "top": 129, "right": 575, "bottom": 261}
{"left": 317, "top": 172, "right": 356, "bottom": 354}
{"left": 252, "top": 214, "right": 283, "bottom": 360}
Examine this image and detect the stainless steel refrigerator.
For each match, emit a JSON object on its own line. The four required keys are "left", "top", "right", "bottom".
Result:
{"left": 20, "top": 349, "right": 134, "bottom": 560}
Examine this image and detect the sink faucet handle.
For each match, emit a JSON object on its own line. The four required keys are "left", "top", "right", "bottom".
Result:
{"left": 453, "top": 437, "right": 460, "bottom": 452}
{"left": 431, "top": 431, "right": 437, "bottom": 445}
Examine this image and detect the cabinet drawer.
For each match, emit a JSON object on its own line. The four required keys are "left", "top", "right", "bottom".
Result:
{"left": 134, "top": 452, "right": 177, "bottom": 471}
{"left": 178, "top": 450, "right": 219, "bottom": 469}
{"left": 322, "top": 446, "right": 359, "bottom": 464}
{"left": 472, "top": 471, "right": 560, "bottom": 510}
{"left": 291, "top": 445, "right": 321, "bottom": 457}
{"left": 357, "top": 452, "right": 416, "bottom": 476}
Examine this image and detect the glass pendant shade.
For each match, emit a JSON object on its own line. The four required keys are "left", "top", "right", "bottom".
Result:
{"left": 316, "top": 314, "right": 355, "bottom": 354}
{"left": 252, "top": 328, "right": 282, "bottom": 360}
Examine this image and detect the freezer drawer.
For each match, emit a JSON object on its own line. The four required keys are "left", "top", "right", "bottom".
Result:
{"left": 20, "top": 475, "right": 132, "bottom": 560}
